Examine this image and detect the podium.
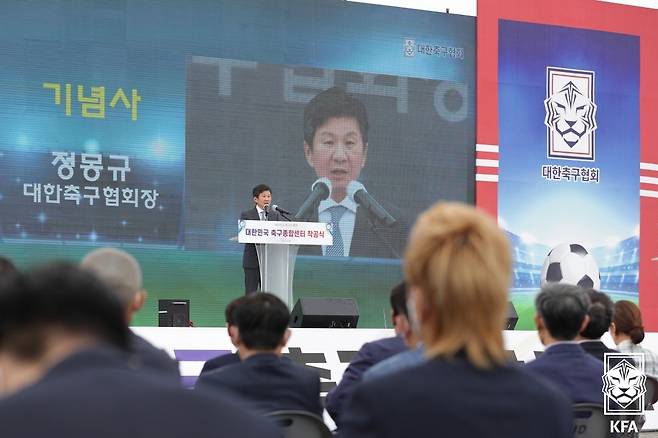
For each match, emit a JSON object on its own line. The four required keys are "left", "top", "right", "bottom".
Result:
{"left": 238, "top": 220, "right": 332, "bottom": 307}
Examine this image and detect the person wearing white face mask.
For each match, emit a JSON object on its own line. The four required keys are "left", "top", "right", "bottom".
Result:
{"left": 363, "top": 287, "right": 425, "bottom": 382}
{"left": 324, "top": 282, "right": 410, "bottom": 427}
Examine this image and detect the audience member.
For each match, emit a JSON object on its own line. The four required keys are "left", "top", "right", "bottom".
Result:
{"left": 81, "top": 248, "right": 179, "bottom": 380}
{"left": 325, "top": 282, "right": 410, "bottom": 425}
{"left": 195, "top": 293, "right": 322, "bottom": 416}
{"left": 199, "top": 296, "right": 243, "bottom": 375}
{"left": 363, "top": 282, "right": 424, "bottom": 381}
{"left": 0, "top": 256, "right": 17, "bottom": 277}
{"left": 0, "top": 263, "right": 281, "bottom": 438}
{"left": 526, "top": 283, "right": 603, "bottom": 404}
{"left": 611, "top": 300, "right": 658, "bottom": 378}
{"left": 339, "top": 202, "right": 572, "bottom": 438}
{"left": 576, "top": 289, "right": 617, "bottom": 361}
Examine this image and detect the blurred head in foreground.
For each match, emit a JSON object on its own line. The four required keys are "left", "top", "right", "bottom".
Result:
{"left": 0, "top": 257, "right": 17, "bottom": 277}
{"left": 0, "top": 263, "right": 129, "bottom": 395}
{"left": 389, "top": 281, "right": 418, "bottom": 348}
{"left": 404, "top": 202, "right": 511, "bottom": 368}
{"left": 80, "top": 248, "right": 145, "bottom": 324}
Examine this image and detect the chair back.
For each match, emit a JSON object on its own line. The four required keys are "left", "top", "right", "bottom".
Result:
{"left": 573, "top": 404, "right": 609, "bottom": 438}
{"left": 266, "top": 410, "right": 333, "bottom": 438}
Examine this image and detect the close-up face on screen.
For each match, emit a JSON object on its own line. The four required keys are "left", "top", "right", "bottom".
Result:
{"left": 185, "top": 59, "right": 474, "bottom": 260}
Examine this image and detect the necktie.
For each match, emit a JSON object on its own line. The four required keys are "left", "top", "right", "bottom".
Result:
{"left": 326, "top": 205, "right": 347, "bottom": 257}
{"left": 260, "top": 210, "right": 266, "bottom": 221}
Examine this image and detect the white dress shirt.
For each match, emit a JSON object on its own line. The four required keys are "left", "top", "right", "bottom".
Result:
{"left": 318, "top": 196, "right": 358, "bottom": 256}
{"left": 256, "top": 205, "right": 267, "bottom": 221}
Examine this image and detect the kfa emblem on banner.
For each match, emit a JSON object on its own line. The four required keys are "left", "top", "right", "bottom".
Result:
{"left": 601, "top": 353, "right": 646, "bottom": 434}
{"left": 544, "top": 67, "right": 597, "bottom": 161}
{"left": 403, "top": 38, "right": 416, "bottom": 57}
{"left": 603, "top": 353, "right": 646, "bottom": 415}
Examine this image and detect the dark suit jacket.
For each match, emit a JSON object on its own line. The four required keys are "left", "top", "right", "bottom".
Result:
{"left": 0, "top": 347, "right": 281, "bottom": 438}
{"left": 525, "top": 342, "right": 604, "bottom": 404}
{"left": 579, "top": 340, "right": 617, "bottom": 362}
{"left": 240, "top": 207, "right": 282, "bottom": 268}
{"left": 339, "top": 355, "right": 572, "bottom": 438}
{"left": 199, "top": 352, "right": 241, "bottom": 375}
{"left": 325, "top": 336, "right": 406, "bottom": 425}
{"left": 283, "top": 191, "right": 408, "bottom": 259}
{"left": 195, "top": 352, "right": 322, "bottom": 416}
{"left": 129, "top": 332, "right": 180, "bottom": 382}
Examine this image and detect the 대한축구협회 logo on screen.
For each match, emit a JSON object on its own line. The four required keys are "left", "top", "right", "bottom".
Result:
{"left": 544, "top": 67, "right": 597, "bottom": 161}
{"left": 404, "top": 38, "right": 416, "bottom": 57}
{"left": 601, "top": 353, "right": 647, "bottom": 434}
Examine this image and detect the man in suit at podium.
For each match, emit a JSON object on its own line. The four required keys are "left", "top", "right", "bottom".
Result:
{"left": 294, "top": 87, "right": 407, "bottom": 259}
{"left": 240, "top": 184, "right": 282, "bottom": 294}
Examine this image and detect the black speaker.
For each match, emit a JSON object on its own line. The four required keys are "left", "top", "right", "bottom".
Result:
{"left": 290, "top": 298, "right": 359, "bottom": 328}
{"left": 506, "top": 301, "right": 518, "bottom": 330}
{"left": 158, "top": 299, "right": 190, "bottom": 327}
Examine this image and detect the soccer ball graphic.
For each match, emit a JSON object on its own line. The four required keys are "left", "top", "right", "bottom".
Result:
{"left": 540, "top": 243, "right": 601, "bottom": 289}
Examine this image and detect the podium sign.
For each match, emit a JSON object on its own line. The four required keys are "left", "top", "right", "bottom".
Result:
{"left": 238, "top": 220, "right": 331, "bottom": 307}
{"left": 238, "top": 220, "right": 332, "bottom": 246}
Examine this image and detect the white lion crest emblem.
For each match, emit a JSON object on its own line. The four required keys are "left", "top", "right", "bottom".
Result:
{"left": 544, "top": 81, "right": 597, "bottom": 149}
{"left": 602, "top": 359, "right": 647, "bottom": 408}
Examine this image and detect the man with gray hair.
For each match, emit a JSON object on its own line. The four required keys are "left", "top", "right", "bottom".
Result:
{"left": 81, "top": 248, "right": 179, "bottom": 380}
{"left": 525, "top": 282, "right": 604, "bottom": 404}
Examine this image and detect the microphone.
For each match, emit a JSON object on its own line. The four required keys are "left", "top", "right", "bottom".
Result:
{"left": 294, "top": 177, "right": 332, "bottom": 220}
{"left": 347, "top": 181, "right": 397, "bottom": 227}
{"left": 272, "top": 205, "right": 291, "bottom": 215}
{"left": 263, "top": 203, "right": 270, "bottom": 219}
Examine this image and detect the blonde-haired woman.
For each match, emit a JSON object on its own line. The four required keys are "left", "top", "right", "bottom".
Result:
{"left": 339, "top": 202, "right": 572, "bottom": 438}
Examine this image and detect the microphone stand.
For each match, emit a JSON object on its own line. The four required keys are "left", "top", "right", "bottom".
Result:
{"left": 278, "top": 210, "right": 293, "bottom": 221}
{"left": 366, "top": 215, "right": 401, "bottom": 259}
{"left": 294, "top": 199, "right": 321, "bottom": 222}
